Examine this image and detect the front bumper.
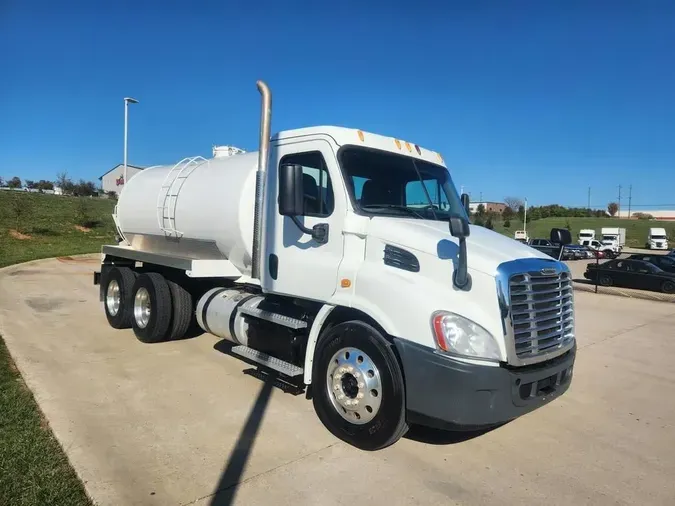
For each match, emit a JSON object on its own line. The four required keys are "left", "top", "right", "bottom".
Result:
{"left": 394, "top": 338, "right": 575, "bottom": 430}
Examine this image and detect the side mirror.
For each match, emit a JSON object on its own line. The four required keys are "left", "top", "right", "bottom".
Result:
{"left": 449, "top": 215, "right": 470, "bottom": 239}
{"left": 550, "top": 228, "right": 572, "bottom": 245}
{"left": 449, "top": 215, "right": 471, "bottom": 289}
{"left": 460, "top": 193, "right": 470, "bottom": 215}
{"left": 278, "top": 163, "right": 304, "bottom": 216}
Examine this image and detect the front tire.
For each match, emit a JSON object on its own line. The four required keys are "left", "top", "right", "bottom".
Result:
{"left": 131, "top": 272, "right": 172, "bottom": 343}
{"left": 311, "top": 320, "right": 408, "bottom": 451}
{"left": 103, "top": 266, "right": 137, "bottom": 329}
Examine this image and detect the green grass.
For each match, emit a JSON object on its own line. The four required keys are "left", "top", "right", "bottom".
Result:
{"left": 0, "top": 191, "right": 117, "bottom": 268}
{"left": 0, "top": 337, "right": 92, "bottom": 506}
{"left": 0, "top": 192, "right": 108, "bottom": 505}
{"left": 492, "top": 216, "right": 675, "bottom": 248}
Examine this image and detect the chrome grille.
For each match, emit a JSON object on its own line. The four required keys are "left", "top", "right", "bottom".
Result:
{"left": 508, "top": 271, "right": 574, "bottom": 359}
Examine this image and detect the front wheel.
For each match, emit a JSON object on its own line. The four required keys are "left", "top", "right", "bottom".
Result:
{"left": 311, "top": 320, "right": 408, "bottom": 451}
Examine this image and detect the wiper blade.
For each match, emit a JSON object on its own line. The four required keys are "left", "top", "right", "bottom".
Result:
{"left": 361, "top": 204, "right": 425, "bottom": 219}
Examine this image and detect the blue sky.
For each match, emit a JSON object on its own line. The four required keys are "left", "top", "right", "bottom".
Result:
{"left": 1, "top": 0, "right": 674, "bottom": 209}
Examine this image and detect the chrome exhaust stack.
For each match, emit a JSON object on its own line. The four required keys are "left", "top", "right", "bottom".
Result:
{"left": 251, "top": 80, "right": 272, "bottom": 281}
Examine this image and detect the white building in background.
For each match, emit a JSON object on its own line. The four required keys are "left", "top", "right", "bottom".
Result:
{"left": 99, "top": 164, "right": 145, "bottom": 195}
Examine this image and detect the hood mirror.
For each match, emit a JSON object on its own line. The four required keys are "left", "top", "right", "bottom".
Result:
{"left": 550, "top": 228, "right": 572, "bottom": 245}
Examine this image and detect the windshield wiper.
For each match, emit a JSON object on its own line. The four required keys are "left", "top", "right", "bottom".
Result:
{"left": 362, "top": 204, "right": 425, "bottom": 219}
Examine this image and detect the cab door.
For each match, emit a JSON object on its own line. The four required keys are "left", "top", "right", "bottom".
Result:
{"left": 262, "top": 137, "right": 346, "bottom": 301}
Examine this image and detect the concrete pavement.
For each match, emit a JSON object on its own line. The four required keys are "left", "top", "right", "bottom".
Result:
{"left": 1, "top": 255, "right": 674, "bottom": 506}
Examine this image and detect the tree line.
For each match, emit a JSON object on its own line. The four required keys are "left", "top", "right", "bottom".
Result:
{"left": 0, "top": 172, "right": 109, "bottom": 198}
{"left": 470, "top": 196, "right": 627, "bottom": 230}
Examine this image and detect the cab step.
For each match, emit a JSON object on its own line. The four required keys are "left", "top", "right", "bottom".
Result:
{"left": 237, "top": 306, "right": 308, "bottom": 329}
{"left": 231, "top": 345, "right": 304, "bottom": 377}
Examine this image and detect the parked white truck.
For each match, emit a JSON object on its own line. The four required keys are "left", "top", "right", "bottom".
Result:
{"left": 578, "top": 229, "right": 595, "bottom": 245}
{"left": 94, "top": 81, "right": 576, "bottom": 451}
{"left": 647, "top": 227, "right": 668, "bottom": 250}
{"left": 600, "top": 227, "right": 626, "bottom": 257}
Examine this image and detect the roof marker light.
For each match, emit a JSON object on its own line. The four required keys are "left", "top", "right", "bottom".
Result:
{"left": 357, "top": 130, "right": 365, "bottom": 142}
{"left": 414, "top": 144, "right": 421, "bottom": 155}
{"left": 437, "top": 152, "right": 444, "bottom": 163}
{"left": 394, "top": 139, "right": 401, "bottom": 150}
{"left": 405, "top": 141, "right": 412, "bottom": 152}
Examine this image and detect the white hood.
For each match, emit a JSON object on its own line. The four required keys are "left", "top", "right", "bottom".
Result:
{"left": 367, "top": 217, "right": 554, "bottom": 276}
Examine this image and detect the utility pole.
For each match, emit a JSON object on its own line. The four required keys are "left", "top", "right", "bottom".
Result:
{"left": 628, "top": 185, "right": 632, "bottom": 218}
{"left": 618, "top": 185, "right": 622, "bottom": 218}
{"left": 479, "top": 191, "right": 483, "bottom": 204}
{"left": 587, "top": 187, "right": 591, "bottom": 213}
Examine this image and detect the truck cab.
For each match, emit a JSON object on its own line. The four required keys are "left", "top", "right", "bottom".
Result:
{"left": 647, "top": 227, "right": 668, "bottom": 250}
{"left": 578, "top": 229, "right": 595, "bottom": 245}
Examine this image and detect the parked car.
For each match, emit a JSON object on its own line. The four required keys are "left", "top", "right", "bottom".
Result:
{"left": 627, "top": 254, "right": 675, "bottom": 274}
{"left": 528, "top": 238, "right": 571, "bottom": 260}
{"left": 584, "top": 259, "right": 675, "bottom": 293}
{"left": 563, "top": 244, "right": 588, "bottom": 260}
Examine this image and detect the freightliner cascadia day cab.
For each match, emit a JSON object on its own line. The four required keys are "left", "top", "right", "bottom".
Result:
{"left": 94, "top": 81, "right": 576, "bottom": 451}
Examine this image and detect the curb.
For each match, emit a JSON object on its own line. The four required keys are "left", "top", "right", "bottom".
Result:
{"left": 0, "top": 253, "right": 100, "bottom": 273}
{"left": 573, "top": 280, "right": 675, "bottom": 303}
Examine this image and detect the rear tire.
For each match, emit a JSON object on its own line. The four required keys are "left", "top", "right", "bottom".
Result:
{"left": 131, "top": 272, "right": 172, "bottom": 343}
{"left": 661, "top": 280, "right": 675, "bottom": 294}
{"left": 167, "top": 280, "right": 193, "bottom": 340}
{"left": 311, "top": 320, "right": 408, "bottom": 451}
{"left": 103, "top": 267, "right": 137, "bottom": 329}
{"left": 599, "top": 275, "right": 613, "bottom": 287}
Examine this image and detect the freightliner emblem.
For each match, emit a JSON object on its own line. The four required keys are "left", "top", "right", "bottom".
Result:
{"left": 540, "top": 268, "right": 557, "bottom": 276}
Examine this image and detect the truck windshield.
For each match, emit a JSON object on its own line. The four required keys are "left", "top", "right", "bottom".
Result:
{"left": 602, "top": 235, "right": 615, "bottom": 241}
{"left": 652, "top": 235, "right": 666, "bottom": 239}
{"left": 339, "top": 146, "right": 467, "bottom": 221}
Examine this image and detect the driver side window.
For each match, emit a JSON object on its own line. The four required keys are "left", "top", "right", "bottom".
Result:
{"left": 279, "top": 151, "right": 334, "bottom": 218}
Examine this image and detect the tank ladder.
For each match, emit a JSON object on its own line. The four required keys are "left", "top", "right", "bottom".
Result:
{"left": 156, "top": 156, "right": 207, "bottom": 237}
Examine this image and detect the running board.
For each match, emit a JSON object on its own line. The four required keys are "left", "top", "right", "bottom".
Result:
{"left": 231, "top": 345, "right": 304, "bottom": 377}
{"left": 237, "top": 306, "right": 308, "bottom": 329}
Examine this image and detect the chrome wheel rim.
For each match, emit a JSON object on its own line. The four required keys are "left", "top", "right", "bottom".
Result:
{"left": 134, "top": 287, "right": 151, "bottom": 328}
{"left": 326, "top": 347, "right": 382, "bottom": 425}
{"left": 106, "top": 279, "right": 120, "bottom": 316}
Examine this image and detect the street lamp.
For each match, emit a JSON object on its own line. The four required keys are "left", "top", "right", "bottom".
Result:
{"left": 523, "top": 197, "right": 528, "bottom": 237}
{"left": 123, "top": 97, "right": 139, "bottom": 189}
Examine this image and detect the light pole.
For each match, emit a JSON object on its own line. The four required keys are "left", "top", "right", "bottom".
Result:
{"left": 123, "top": 97, "right": 139, "bottom": 188}
{"left": 523, "top": 197, "right": 528, "bottom": 237}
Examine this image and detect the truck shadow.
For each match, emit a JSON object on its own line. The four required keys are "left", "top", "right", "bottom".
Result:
{"left": 404, "top": 422, "right": 508, "bottom": 445}
{"left": 208, "top": 367, "right": 276, "bottom": 506}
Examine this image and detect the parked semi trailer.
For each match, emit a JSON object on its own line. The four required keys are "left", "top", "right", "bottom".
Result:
{"left": 94, "top": 81, "right": 576, "bottom": 451}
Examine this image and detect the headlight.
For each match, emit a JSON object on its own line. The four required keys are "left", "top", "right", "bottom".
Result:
{"left": 431, "top": 311, "right": 501, "bottom": 361}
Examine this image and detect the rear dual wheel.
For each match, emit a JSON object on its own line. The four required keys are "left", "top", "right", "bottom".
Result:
{"left": 103, "top": 267, "right": 193, "bottom": 342}
{"left": 131, "top": 273, "right": 194, "bottom": 343}
{"left": 104, "top": 267, "right": 137, "bottom": 329}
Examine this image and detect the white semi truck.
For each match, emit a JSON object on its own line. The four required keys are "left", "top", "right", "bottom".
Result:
{"left": 94, "top": 81, "right": 576, "bottom": 451}
{"left": 578, "top": 229, "right": 595, "bottom": 245}
{"left": 600, "top": 227, "right": 626, "bottom": 257}
{"left": 647, "top": 227, "right": 668, "bottom": 250}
